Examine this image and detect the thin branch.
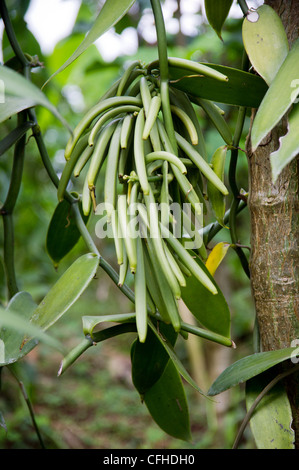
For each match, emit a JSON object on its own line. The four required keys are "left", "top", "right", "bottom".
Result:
{"left": 8, "top": 366, "right": 46, "bottom": 449}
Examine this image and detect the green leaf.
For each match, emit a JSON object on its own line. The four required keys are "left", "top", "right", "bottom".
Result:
{"left": 251, "top": 38, "right": 299, "bottom": 151}
{"left": 0, "top": 65, "right": 70, "bottom": 130}
{"left": 246, "top": 370, "right": 295, "bottom": 449}
{"left": 131, "top": 321, "right": 178, "bottom": 396}
{"left": 181, "top": 253, "right": 231, "bottom": 338}
{"left": 43, "top": 0, "right": 136, "bottom": 87}
{"left": 30, "top": 253, "right": 100, "bottom": 331}
{"left": 0, "top": 292, "right": 63, "bottom": 366}
{"left": 242, "top": 5, "right": 289, "bottom": 86}
{"left": 204, "top": 0, "right": 233, "bottom": 40}
{"left": 143, "top": 360, "right": 192, "bottom": 442}
{"left": 148, "top": 319, "right": 206, "bottom": 396}
{"left": 82, "top": 312, "right": 136, "bottom": 336}
{"left": 270, "top": 103, "right": 299, "bottom": 182}
{"left": 46, "top": 199, "right": 89, "bottom": 266}
{"left": 169, "top": 63, "right": 268, "bottom": 108}
{"left": 0, "top": 121, "right": 35, "bottom": 157}
{"left": 208, "top": 348, "right": 298, "bottom": 396}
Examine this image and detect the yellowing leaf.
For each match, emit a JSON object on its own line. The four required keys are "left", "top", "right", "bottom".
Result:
{"left": 205, "top": 242, "right": 230, "bottom": 276}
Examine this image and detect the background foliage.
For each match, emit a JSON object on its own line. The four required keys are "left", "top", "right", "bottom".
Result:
{"left": 0, "top": 0, "right": 258, "bottom": 449}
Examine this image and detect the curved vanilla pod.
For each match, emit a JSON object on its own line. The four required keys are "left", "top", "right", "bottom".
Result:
{"left": 133, "top": 109, "right": 150, "bottom": 195}
{"left": 157, "top": 119, "right": 202, "bottom": 215}
{"left": 163, "top": 242, "right": 186, "bottom": 287}
{"left": 169, "top": 87, "right": 207, "bottom": 159}
{"left": 135, "top": 236, "right": 148, "bottom": 342}
{"left": 147, "top": 57, "right": 228, "bottom": 82}
{"left": 58, "top": 132, "right": 90, "bottom": 201}
{"left": 145, "top": 150, "right": 187, "bottom": 174}
{"left": 88, "top": 104, "right": 140, "bottom": 147}
{"left": 111, "top": 209, "right": 123, "bottom": 266}
{"left": 119, "top": 130, "right": 134, "bottom": 182}
{"left": 159, "top": 223, "right": 217, "bottom": 295}
{"left": 120, "top": 113, "right": 135, "bottom": 149}
{"left": 181, "top": 208, "right": 207, "bottom": 261}
{"left": 86, "top": 120, "right": 119, "bottom": 190}
{"left": 116, "top": 60, "right": 143, "bottom": 96}
{"left": 195, "top": 97, "right": 233, "bottom": 145}
{"left": 64, "top": 96, "right": 142, "bottom": 160}
{"left": 175, "top": 132, "right": 229, "bottom": 195}
{"left": 118, "top": 241, "right": 128, "bottom": 287}
{"left": 73, "top": 144, "right": 94, "bottom": 178}
{"left": 142, "top": 94, "right": 162, "bottom": 140}
{"left": 104, "top": 121, "right": 122, "bottom": 222}
{"left": 139, "top": 76, "right": 161, "bottom": 151}
{"left": 118, "top": 194, "right": 137, "bottom": 274}
{"left": 144, "top": 187, "right": 181, "bottom": 301}
{"left": 82, "top": 175, "right": 92, "bottom": 216}
{"left": 207, "top": 145, "right": 228, "bottom": 227}
{"left": 142, "top": 240, "right": 171, "bottom": 323}
{"left": 145, "top": 234, "right": 181, "bottom": 331}
{"left": 160, "top": 161, "right": 170, "bottom": 227}
{"left": 170, "top": 104, "right": 198, "bottom": 145}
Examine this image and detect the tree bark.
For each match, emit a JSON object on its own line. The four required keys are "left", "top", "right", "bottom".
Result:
{"left": 246, "top": 0, "right": 299, "bottom": 448}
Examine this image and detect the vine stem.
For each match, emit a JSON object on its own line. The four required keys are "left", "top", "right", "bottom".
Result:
{"left": 150, "top": 0, "right": 177, "bottom": 154}
{"left": 8, "top": 365, "right": 46, "bottom": 449}
{"left": 232, "top": 364, "right": 299, "bottom": 449}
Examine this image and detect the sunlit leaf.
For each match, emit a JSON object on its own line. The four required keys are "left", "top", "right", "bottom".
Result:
{"left": 251, "top": 38, "right": 299, "bottom": 151}
{"left": 0, "top": 292, "right": 63, "bottom": 366}
{"left": 30, "top": 253, "right": 100, "bottom": 331}
{"left": 43, "top": 0, "right": 136, "bottom": 87}
{"left": 242, "top": 5, "right": 289, "bottom": 86}
{"left": 270, "top": 103, "right": 299, "bottom": 182}
{"left": 246, "top": 370, "right": 295, "bottom": 449}
{"left": 181, "top": 253, "right": 231, "bottom": 338}
{"left": 0, "top": 65, "right": 70, "bottom": 130}
{"left": 208, "top": 348, "right": 298, "bottom": 396}
{"left": 143, "top": 360, "right": 191, "bottom": 442}
{"left": 204, "top": 0, "right": 233, "bottom": 40}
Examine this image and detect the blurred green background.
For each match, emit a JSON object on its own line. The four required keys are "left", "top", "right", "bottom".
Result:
{"left": 0, "top": 0, "right": 258, "bottom": 449}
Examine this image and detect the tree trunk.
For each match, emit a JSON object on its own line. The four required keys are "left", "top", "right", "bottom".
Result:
{"left": 246, "top": 0, "right": 299, "bottom": 448}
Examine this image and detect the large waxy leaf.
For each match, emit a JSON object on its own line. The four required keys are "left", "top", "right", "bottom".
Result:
{"left": 169, "top": 63, "right": 268, "bottom": 108}
{"left": 46, "top": 199, "right": 89, "bottom": 266}
{"left": 0, "top": 292, "right": 63, "bottom": 366}
{"left": 0, "top": 65, "right": 69, "bottom": 129}
{"left": 251, "top": 38, "right": 299, "bottom": 151}
{"left": 181, "top": 253, "right": 231, "bottom": 338}
{"left": 270, "top": 103, "right": 299, "bottom": 182}
{"left": 242, "top": 5, "right": 289, "bottom": 86}
{"left": 246, "top": 370, "right": 295, "bottom": 449}
{"left": 143, "top": 360, "right": 191, "bottom": 442}
{"left": 131, "top": 321, "right": 178, "bottom": 396}
{"left": 204, "top": 0, "right": 233, "bottom": 40}
{"left": 43, "top": 0, "right": 136, "bottom": 87}
{"left": 30, "top": 253, "right": 99, "bottom": 331}
{"left": 208, "top": 347, "right": 298, "bottom": 396}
